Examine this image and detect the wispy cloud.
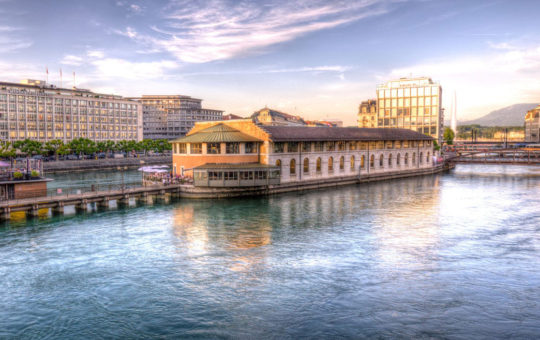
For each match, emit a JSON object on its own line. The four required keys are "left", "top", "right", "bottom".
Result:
{"left": 0, "top": 25, "right": 32, "bottom": 53}
{"left": 60, "top": 54, "right": 84, "bottom": 66}
{"left": 120, "top": 0, "right": 391, "bottom": 63}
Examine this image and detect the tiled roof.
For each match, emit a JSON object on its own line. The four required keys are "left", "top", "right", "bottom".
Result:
{"left": 170, "top": 123, "right": 263, "bottom": 143}
{"left": 260, "top": 126, "right": 433, "bottom": 142}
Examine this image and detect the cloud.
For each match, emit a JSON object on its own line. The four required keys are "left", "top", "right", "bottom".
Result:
{"left": 130, "top": 4, "right": 141, "bottom": 13}
{"left": 0, "top": 25, "right": 32, "bottom": 53}
{"left": 87, "top": 50, "right": 105, "bottom": 58}
{"left": 120, "top": 0, "right": 390, "bottom": 63}
{"left": 115, "top": 26, "right": 137, "bottom": 38}
{"left": 388, "top": 44, "right": 540, "bottom": 119}
{"left": 60, "top": 54, "right": 84, "bottom": 66}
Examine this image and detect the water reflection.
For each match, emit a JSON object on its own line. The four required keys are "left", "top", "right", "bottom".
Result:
{"left": 2, "top": 165, "right": 540, "bottom": 338}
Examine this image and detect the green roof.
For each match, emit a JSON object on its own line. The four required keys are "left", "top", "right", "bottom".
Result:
{"left": 171, "top": 124, "right": 263, "bottom": 143}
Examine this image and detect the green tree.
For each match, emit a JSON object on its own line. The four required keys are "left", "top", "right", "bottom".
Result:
{"left": 433, "top": 140, "right": 441, "bottom": 151}
{"left": 68, "top": 138, "right": 97, "bottom": 156}
{"left": 13, "top": 139, "right": 43, "bottom": 157}
{"left": 0, "top": 140, "right": 16, "bottom": 159}
{"left": 443, "top": 127, "right": 455, "bottom": 145}
{"left": 45, "top": 139, "right": 65, "bottom": 160}
{"left": 57, "top": 144, "right": 71, "bottom": 157}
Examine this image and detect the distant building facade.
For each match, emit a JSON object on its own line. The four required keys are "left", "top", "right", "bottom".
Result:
{"left": 376, "top": 77, "right": 443, "bottom": 142}
{"left": 0, "top": 79, "right": 142, "bottom": 142}
{"left": 134, "top": 95, "right": 223, "bottom": 140}
{"left": 223, "top": 113, "right": 245, "bottom": 120}
{"left": 525, "top": 105, "right": 540, "bottom": 142}
{"left": 357, "top": 99, "right": 377, "bottom": 128}
{"left": 251, "top": 107, "right": 306, "bottom": 126}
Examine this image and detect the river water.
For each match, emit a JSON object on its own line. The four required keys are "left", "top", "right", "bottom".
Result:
{"left": 1, "top": 164, "right": 539, "bottom": 339}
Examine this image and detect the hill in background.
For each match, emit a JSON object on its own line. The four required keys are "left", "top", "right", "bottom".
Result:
{"left": 459, "top": 103, "right": 538, "bottom": 126}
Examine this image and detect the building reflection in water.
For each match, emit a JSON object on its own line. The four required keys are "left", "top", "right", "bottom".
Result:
{"left": 171, "top": 175, "right": 442, "bottom": 276}
{"left": 172, "top": 201, "right": 272, "bottom": 274}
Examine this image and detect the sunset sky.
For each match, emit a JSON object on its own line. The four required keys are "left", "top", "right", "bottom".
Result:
{"left": 1, "top": 0, "right": 539, "bottom": 125}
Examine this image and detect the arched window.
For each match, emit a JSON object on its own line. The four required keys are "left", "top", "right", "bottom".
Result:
{"left": 350, "top": 156, "right": 355, "bottom": 171}
{"left": 427, "top": 152, "right": 430, "bottom": 164}
{"left": 419, "top": 152, "right": 423, "bottom": 164}
{"left": 388, "top": 154, "right": 392, "bottom": 167}
{"left": 290, "top": 158, "right": 296, "bottom": 175}
{"left": 412, "top": 152, "right": 416, "bottom": 165}
{"left": 339, "top": 156, "right": 344, "bottom": 170}
{"left": 379, "top": 154, "right": 384, "bottom": 168}
{"left": 360, "top": 155, "right": 365, "bottom": 169}
{"left": 397, "top": 153, "right": 401, "bottom": 166}
{"left": 316, "top": 157, "right": 322, "bottom": 172}
{"left": 370, "top": 155, "right": 375, "bottom": 168}
{"left": 276, "top": 159, "right": 281, "bottom": 169}
{"left": 303, "top": 158, "right": 309, "bottom": 174}
{"left": 328, "top": 157, "right": 334, "bottom": 171}
{"left": 405, "top": 153, "right": 409, "bottom": 166}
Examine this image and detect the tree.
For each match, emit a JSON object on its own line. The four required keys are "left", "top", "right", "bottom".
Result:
{"left": 443, "top": 127, "right": 455, "bottom": 145}
{"left": 433, "top": 140, "right": 441, "bottom": 151}
{"left": 45, "top": 139, "right": 64, "bottom": 160}
{"left": 0, "top": 140, "right": 16, "bottom": 159}
{"left": 13, "top": 139, "right": 43, "bottom": 157}
{"left": 68, "top": 138, "right": 97, "bottom": 156}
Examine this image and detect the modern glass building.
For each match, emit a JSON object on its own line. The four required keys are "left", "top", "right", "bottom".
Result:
{"left": 525, "top": 105, "right": 540, "bottom": 142}
{"left": 376, "top": 77, "right": 443, "bottom": 142}
{"left": 0, "top": 79, "right": 142, "bottom": 142}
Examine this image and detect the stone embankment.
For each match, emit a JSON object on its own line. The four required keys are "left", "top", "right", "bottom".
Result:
{"left": 43, "top": 156, "right": 171, "bottom": 173}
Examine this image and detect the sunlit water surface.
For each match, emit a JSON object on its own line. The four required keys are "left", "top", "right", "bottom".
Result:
{"left": 1, "top": 164, "right": 539, "bottom": 339}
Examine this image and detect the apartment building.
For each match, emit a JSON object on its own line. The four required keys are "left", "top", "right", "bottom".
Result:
{"left": 0, "top": 79, "right": 142, "bottom": 142}
{"left": 134, "top": 95, "right": 223, "bottom": 140}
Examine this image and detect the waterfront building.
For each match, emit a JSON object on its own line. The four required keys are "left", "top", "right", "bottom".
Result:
{"left": 357, "top": 99, "right": 377, "bottom": 128}
{"left": 376, "top": 77, "right": 443, "bottom": 143}
{"left": 0, "top": 79, "right": 142, "bottom": 142}
{"left": 170, "top": 120, "right": 434, "bottom": 187}
{"left": 525, "top": 105, "right": 540, "bottom": 142}
{"left": 133, "top": 95, "right": 223, "bottom": 140}
{"left": 251, "top": 107, "right": 306, "bottom": 126}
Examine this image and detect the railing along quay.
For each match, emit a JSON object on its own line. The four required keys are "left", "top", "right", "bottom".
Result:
{"left": 447, "top": 149, "right": 540, "bottom": 165}
{"left": 0, "top": 184, "right": 185, "bottom": 220}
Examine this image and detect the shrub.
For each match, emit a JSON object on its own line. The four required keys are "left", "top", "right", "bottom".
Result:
{"left": 31, "top": 170, "right": 40, "bottom": 177}
{"left": 13, "top": 171, "right": 23, "bottom": 179}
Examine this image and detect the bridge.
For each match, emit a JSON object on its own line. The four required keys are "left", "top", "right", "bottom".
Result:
{"left": 447, "top": 148, "right": 540, "bottom": 165}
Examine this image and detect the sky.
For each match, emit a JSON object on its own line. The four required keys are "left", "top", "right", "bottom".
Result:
{"left": 0, "top": 0, "right": 539, "bottom": 125}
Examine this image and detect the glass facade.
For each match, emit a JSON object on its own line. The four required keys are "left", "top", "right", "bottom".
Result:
{"left": 376, "top": 77, "right": 443, "bottom": 142}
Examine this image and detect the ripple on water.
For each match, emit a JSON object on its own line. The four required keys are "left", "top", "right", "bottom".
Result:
{"left": 1, "top": 164, "right": 540, "bottom": 339}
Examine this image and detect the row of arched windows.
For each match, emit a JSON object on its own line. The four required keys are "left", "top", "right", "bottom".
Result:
{"left": 277, "top": 151, "right": 431, "bottom": 175}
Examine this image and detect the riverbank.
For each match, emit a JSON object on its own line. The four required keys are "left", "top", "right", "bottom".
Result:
{"left": 43, "top": 155, "right": 171, "bottom": 173}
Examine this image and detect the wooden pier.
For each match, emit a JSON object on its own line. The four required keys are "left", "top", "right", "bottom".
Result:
{"left": 0, "top": 184, "right": 185, "bottom": 220}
